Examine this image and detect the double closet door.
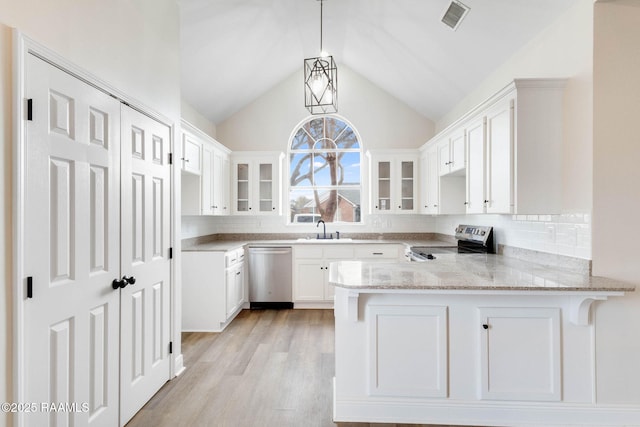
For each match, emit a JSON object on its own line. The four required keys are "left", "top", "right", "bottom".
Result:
{"left": 23, "top": 54, "right": 172, "bottom": 426}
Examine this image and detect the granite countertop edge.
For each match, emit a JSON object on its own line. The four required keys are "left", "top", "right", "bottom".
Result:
{"left": 327, "top": 258, "right": 636, "bottom": 293}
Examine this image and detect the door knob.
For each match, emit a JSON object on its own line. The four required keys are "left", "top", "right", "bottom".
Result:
{"left": 112, "top": 278, "right": 125, "bottom": 290}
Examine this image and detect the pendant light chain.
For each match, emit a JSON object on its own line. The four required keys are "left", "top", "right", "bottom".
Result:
{"left": 320, "top": 0, "right": 323, "bottom": 53}
{"left": 304, "top": 0, "right": 337, "bottom": 114}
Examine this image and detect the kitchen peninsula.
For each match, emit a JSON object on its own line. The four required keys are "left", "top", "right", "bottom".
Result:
{"left": 330, "top": 255, "right": 637, "bottom": 426}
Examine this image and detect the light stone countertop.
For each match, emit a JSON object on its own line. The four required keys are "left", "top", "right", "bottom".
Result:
{"left": 328, "top": 255, "right": 635, "bottom": 292}
{"left": 182, "top": 237, "right": 454, "bottom": 252}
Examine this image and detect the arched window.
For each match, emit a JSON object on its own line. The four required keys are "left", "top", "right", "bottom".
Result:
{"left": 289, "top": 116, "right": 362, "bottom": 223}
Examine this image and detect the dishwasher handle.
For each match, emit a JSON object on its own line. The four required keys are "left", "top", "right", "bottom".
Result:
{"left": 249, "top": 247, "right": 292, "bottom": 256}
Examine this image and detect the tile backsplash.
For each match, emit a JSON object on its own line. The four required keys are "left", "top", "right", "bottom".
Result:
{"left": 435, "top": 213, "right": 592, "bottom": 260}
{"left": 182, "top": 212, "right": 592, "bottom": 260}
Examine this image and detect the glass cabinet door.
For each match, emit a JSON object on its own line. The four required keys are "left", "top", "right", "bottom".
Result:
{"left": 377, "top": 161, "right": 391, "bottom": 211}
{"left": 258, "top": 163, "right": 273, "bottom": 212}
{"left": 236, "top": 163, "right": 249, "bottom": 212}
{"left": 400, "top": 160, "right": 414, "bottom": 211}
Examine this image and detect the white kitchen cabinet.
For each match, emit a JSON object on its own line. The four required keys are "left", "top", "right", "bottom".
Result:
{"left": 182, "top": 247, "right": 246, "bottom": 332}
{"left": 479, "top": 307, "right": 561, "bottom": 401}
{"left": 484, "top": 99, "right": 514, "bottom": 213}
{"left": 181, "top": 120, "right": 231, "bottom": 216}
{"left": 419, "top": 146, "right": 440, "bottom": 214}
{"left": 181, "top": 131, "right": 202, "bottom": 175}
{"left": 232, "top": 152, "right": 283, "bottom": 215}
{"left": 367, "top": 304, "right": 449, "bottom": 398}
{"left": 225, "top": 250, "right": 245, "bottom": 318}
{"left": 421, "top": 78, "right": 566, "bottom": 215}
{"left": 353, "top": 244, "right": 403, "bottom": 260}
{"left": 368, "top": 150, "right": 418, "bottom": 214}
{"left": 465, "top": 117, "right": 487, "bottom": 214}
{"left": 333, "top": 287, "right": 597, "bottom": 425}
{"left": 294, "top": 245, "right": 354, "bottom": 302}
{"left": 202, "top": 142, "right": 230, "bottom": 215}
{"left": 438, "top": 130, "right": 466, "bottom": 176}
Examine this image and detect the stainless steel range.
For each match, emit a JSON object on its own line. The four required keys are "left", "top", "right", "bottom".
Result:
{"left": 407, "top": 224, "right": 494, "bottom": 261}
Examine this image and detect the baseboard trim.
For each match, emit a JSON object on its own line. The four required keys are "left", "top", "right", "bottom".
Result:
{"left": 334, "top": 394, "right": 640, "bottom": 426}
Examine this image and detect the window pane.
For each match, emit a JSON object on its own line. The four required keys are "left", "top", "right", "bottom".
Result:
{"left": 326, "top": 119, "right": 348, "bottom": 140}
{"left": 304, "top": 118, "right": 324, "bottom": 141}
{"left": 290, "top": 153, "right": 312, "bottom": 187}
{"left": 335, "top": 126, "right": 359, "bottom": 148}
{"left": 313, "top": 153, "right": 335, "bottom": 186}
{"left": 292, "top": 128, "right": 313, "bottom": 150}
{"left": 336, "top": 189, "right": 361, "bottom": 222}
{"left": 290, "top": 189, "right": 318, "bottom": 222}
{"left": 339, "top": 152, "right": 361, "bottom": 185}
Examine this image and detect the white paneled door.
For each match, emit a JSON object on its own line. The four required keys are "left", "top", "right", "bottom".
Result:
{"left": 23, "top": 54, "right": 171, "bottom": 427}
{"left": 119, "top": 106, "right": 172, "bottom": 425}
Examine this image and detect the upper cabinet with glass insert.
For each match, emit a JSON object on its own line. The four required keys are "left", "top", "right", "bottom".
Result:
{"left": 231, "top": 152, "right": 284, "bottom": 215}
{"left": 368, "top": 150, "right": 419, "bottom": 214}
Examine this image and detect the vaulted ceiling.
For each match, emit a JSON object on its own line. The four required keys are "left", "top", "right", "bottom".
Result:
{"left": 179, "top": 0, "right": 578, "bottom": 124}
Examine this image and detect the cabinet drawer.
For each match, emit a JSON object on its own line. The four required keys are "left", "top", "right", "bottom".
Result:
{"left": 295, "top": 246, "right": 324, "bottom": 259}
{"left": 354, "top": 245, "right": 400, "bottom": 259}
{"left": 225, "top": 248, "right": 244, "bottom": 267}
{"left": 324, "top": 246, "right": 355, "bottom": 259}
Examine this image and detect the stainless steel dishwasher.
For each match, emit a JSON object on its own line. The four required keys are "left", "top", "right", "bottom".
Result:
{"left": 248, "top": 246, "right": 293, "bottom": 309}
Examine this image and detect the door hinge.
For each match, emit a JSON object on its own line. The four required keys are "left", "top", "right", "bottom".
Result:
{"left": 169, "top": 247, "right": 173, "bottom": 259}
{"left": 27, "top": 276, "right": 33, "bottom": 298}
{"left": 168, "top": 153, "right": 173, "bottom": 165}
{"left": 27, "top": 99, "right": 33, "bottom": 121}
{"left": 169, "top": 341, "right": 173, "bottom": 354}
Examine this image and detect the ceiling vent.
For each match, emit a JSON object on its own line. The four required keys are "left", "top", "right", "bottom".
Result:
{"left": 441, "top": 1, "right": 470, "bottom": 31}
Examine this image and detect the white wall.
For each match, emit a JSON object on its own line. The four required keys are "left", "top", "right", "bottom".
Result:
{"left": 436, "top": 213, "right": 592, "bottom": 259}
{"left": 435, "top": 0, "right": 594, "bottom": 214}
{"left": 592, "top": 0, "right": 640, "bottom": 403}
{"left": 185, "top": 64, "right": 437, "bottom": 239}
{"left": 0, "top": 2, "right": 181, "bottom": 425}
{"left": 217, "top": 64, "right": 435, "bottom": 151}
{"left": 182, "top": 99, "right": 217, "bottom": 139}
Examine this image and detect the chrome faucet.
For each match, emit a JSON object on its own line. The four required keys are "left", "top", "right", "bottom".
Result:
{"left": 316, "top": 219, "right": 327, "bottom": 239}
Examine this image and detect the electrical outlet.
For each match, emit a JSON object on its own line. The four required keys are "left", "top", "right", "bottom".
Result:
{"left": 546, "top": 225, "right": 556, "bottom": 243}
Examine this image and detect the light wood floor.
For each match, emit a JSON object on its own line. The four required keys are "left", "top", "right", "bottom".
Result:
{"left": 127, "top": 309, "right": 478, "bottom": 427}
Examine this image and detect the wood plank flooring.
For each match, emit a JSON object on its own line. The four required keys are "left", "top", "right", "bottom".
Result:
{"left": 126, "top": 309, "right": 477, "bottom": 427}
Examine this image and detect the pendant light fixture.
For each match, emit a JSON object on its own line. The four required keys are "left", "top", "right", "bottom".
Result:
{"left": 304, "top": 0, "right": 338, "bottom": 114}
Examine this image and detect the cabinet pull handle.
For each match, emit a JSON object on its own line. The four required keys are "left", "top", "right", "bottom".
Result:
{"left": 373, "top": 252, "right": 383, "bottom": 255}
{"left": 482, "top": 324, "right": 489, "bottom": 330}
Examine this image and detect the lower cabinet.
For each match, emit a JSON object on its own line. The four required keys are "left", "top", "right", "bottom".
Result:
{"left": 367, "top": 304, "right": 449, "bottom": 398}
{"left": 182, "top": 248, "right": 246, "bottom": 332}
{"left": 225, "top": 252, "right": 246, "bottom": 318}
{"left": 293, "top": 244, "right": 404, "bottom": 305}
{"left": 333, "top": 289, "right": 597, "bottom": 425}
{"left": 479, "top": 306, "right": 561, "bottom": 401}
{"left": 294, "top": 245, "right": 355, "bottom": 302}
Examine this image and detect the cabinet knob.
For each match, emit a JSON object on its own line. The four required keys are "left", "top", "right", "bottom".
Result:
{"left": 464, "top": 202, "right": 469, "bottom": 205}
{"left": 484, "top": 200, "right": 489, "bottom": 204}
{"left": 398, "top": 205, "right": 401, "bottom": 209}
{"left": 482, "top": 324, "right": 489, "bottom": 330}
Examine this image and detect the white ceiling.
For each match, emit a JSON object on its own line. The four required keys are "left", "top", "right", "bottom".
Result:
{"left": 179, "top": 0, "right": 578, "bottom": 124}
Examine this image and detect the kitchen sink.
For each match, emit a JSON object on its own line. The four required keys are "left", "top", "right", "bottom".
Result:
{"left": 296, "top": 238, "right": 353, "bottom": 243}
